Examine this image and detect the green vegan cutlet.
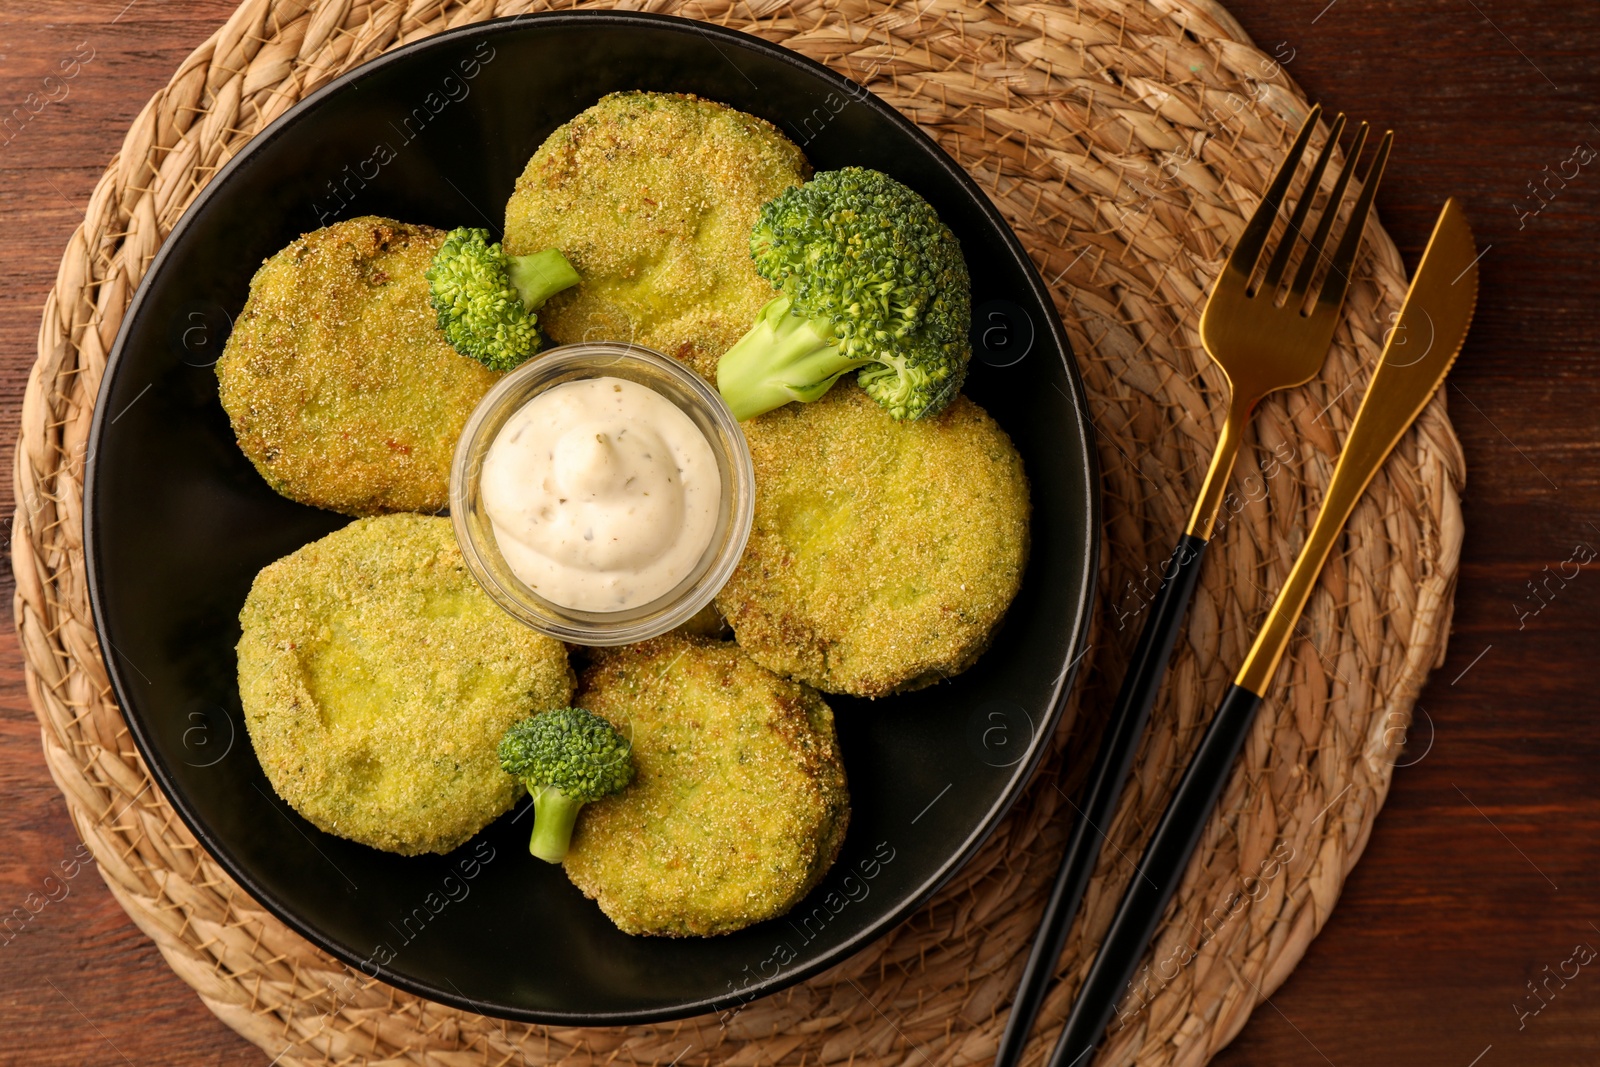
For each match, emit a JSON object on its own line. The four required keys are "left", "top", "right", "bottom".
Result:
{"left": 217, "top": 216, "right": 500, "bottom": 516}
{"left": 717, "top": 384, "right": 1030, "bottom": 698}
{"left": 563, "top": 634, "right": 849, "bottom": 936}
{"left": 503, "top": 91, "right": 809, "bottom": 381}
{"left": 236, "top": 515, "right": 573, "bottom": 856}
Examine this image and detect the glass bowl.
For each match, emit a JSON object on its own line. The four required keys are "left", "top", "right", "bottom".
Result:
{"left": 451, "top": 342, "right": 754, "bottom": 645}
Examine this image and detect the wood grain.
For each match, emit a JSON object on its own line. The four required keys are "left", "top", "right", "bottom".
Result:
{"left": 1, "top": 1, "right": 1595, "bottom": 1064}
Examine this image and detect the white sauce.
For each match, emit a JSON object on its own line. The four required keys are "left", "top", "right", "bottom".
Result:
{"left": 481, "top": 377, "right": 720, "bottom": 612}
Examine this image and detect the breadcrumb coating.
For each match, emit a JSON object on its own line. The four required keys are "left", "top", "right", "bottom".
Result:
{"left": 716, "top": 385, "right": 1030, "bottom": 697}
{"left": 503, "top": 92, "right": 809, "bottom": 380}
{"left": 217, "top": 217, "right": 501, "bottom": 516}
{"left": 563, "top": 635, "right": 849, "bottom": 936}
{"left": 236, "top": 515, "right": 573, "bottom": 856}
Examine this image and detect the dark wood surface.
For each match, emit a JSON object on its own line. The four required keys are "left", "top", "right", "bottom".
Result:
{"left": 2, "top": 1, "right": 1596, "bottom": 1064}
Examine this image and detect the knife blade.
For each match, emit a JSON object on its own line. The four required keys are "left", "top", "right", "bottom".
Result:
{"left": 1235, "top": 195, "right": 1479, "bottom": 694}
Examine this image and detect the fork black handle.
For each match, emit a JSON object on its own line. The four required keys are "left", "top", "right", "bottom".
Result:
{"left": 993, "top": 534, "right": 1209, "bottom": 1067}
{"left": 1044, "top": 682, "right": 1265, "bottom": 1067}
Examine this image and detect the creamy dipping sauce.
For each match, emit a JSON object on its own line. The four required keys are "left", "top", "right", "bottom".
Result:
{"left": 481, "top": 377, "right": 721, "bottom": 612}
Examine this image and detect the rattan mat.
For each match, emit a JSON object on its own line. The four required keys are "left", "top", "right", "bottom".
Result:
{"left": 13, "top": 0, "right": 1465, "bottom": 1063}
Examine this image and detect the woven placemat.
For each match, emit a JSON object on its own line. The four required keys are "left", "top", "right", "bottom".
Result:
{"left": 13, "top": 0, "right": 1465, "bottom": 1063}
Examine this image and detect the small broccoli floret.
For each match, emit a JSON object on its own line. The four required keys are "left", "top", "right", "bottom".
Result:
{"left": 716, "top": 167, "right": 971, "bottom": 421}
{"left": 426, "top": 227, "right": 580, "bottom": 371}
{"left": 497, "top": 707, "right": 634, "bottom": 863}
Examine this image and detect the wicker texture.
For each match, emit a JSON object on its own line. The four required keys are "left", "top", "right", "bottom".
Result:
{"left": 12, "top": 0, "right": 1464, "bottom": 1064}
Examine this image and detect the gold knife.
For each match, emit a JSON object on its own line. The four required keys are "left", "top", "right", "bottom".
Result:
{"left": 1046, "top": 198, "right": 1480, "bottom": 1067}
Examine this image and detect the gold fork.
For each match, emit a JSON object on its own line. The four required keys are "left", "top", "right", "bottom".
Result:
{"left": 1190, "top": 104, "right": 1393, "bottom": 538}
{"left": 994, "top": 103, "right": 1392, "bottom": 1067}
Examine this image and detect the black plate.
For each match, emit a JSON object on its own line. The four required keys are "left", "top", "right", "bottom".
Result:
{"left": 84, "top": 11, "right": 1099, "bottom": 1025}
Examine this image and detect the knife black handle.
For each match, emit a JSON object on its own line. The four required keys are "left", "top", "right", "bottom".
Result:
{"left": 1044, "top": 682, "right": 1266, "bottom": 1067}
{"left": 994, "top": 534, "right": 1209, "bottom": 1067}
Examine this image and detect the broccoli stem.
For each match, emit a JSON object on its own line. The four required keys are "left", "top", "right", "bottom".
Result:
{"left": 507, "top": 249, "right": 580, "bottom": 311}
{"left": 528, "top": 785, "right": 585, "bottom": 863}
{"left": 716, "top": 296, "right": 867, "bottom": 421}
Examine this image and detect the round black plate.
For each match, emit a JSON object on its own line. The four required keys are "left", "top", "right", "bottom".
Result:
{"left": 84, "top": 11, "right": 1099, "bottom": 1025}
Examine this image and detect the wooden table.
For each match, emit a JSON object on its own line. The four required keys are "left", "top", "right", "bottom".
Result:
{"left": 2, "top": 1, "right": 1595, "bottom": 1063}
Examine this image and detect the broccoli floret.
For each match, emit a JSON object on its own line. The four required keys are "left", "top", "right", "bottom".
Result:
{"left": 497, "top": 707, "right": 634, "bottom": 863}
{"left": 426, "top": 227, "right": 580, "bottom": 371}
{"left": 715, "top": 167, "right": 971, "bottom": 421}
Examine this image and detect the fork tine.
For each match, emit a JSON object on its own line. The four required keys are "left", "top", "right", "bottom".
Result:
{"left": 1226, "top": 103, "right": 1321, "bottom": 280}
{"left": 1314, "top": 129, "right": 1394, "bottom": 311}
{"left": 1289, "top": 121, "right": 1371, "bottom": 301}
{"left": 1260, "top": 113, "right": 1348, "bottom": 293}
